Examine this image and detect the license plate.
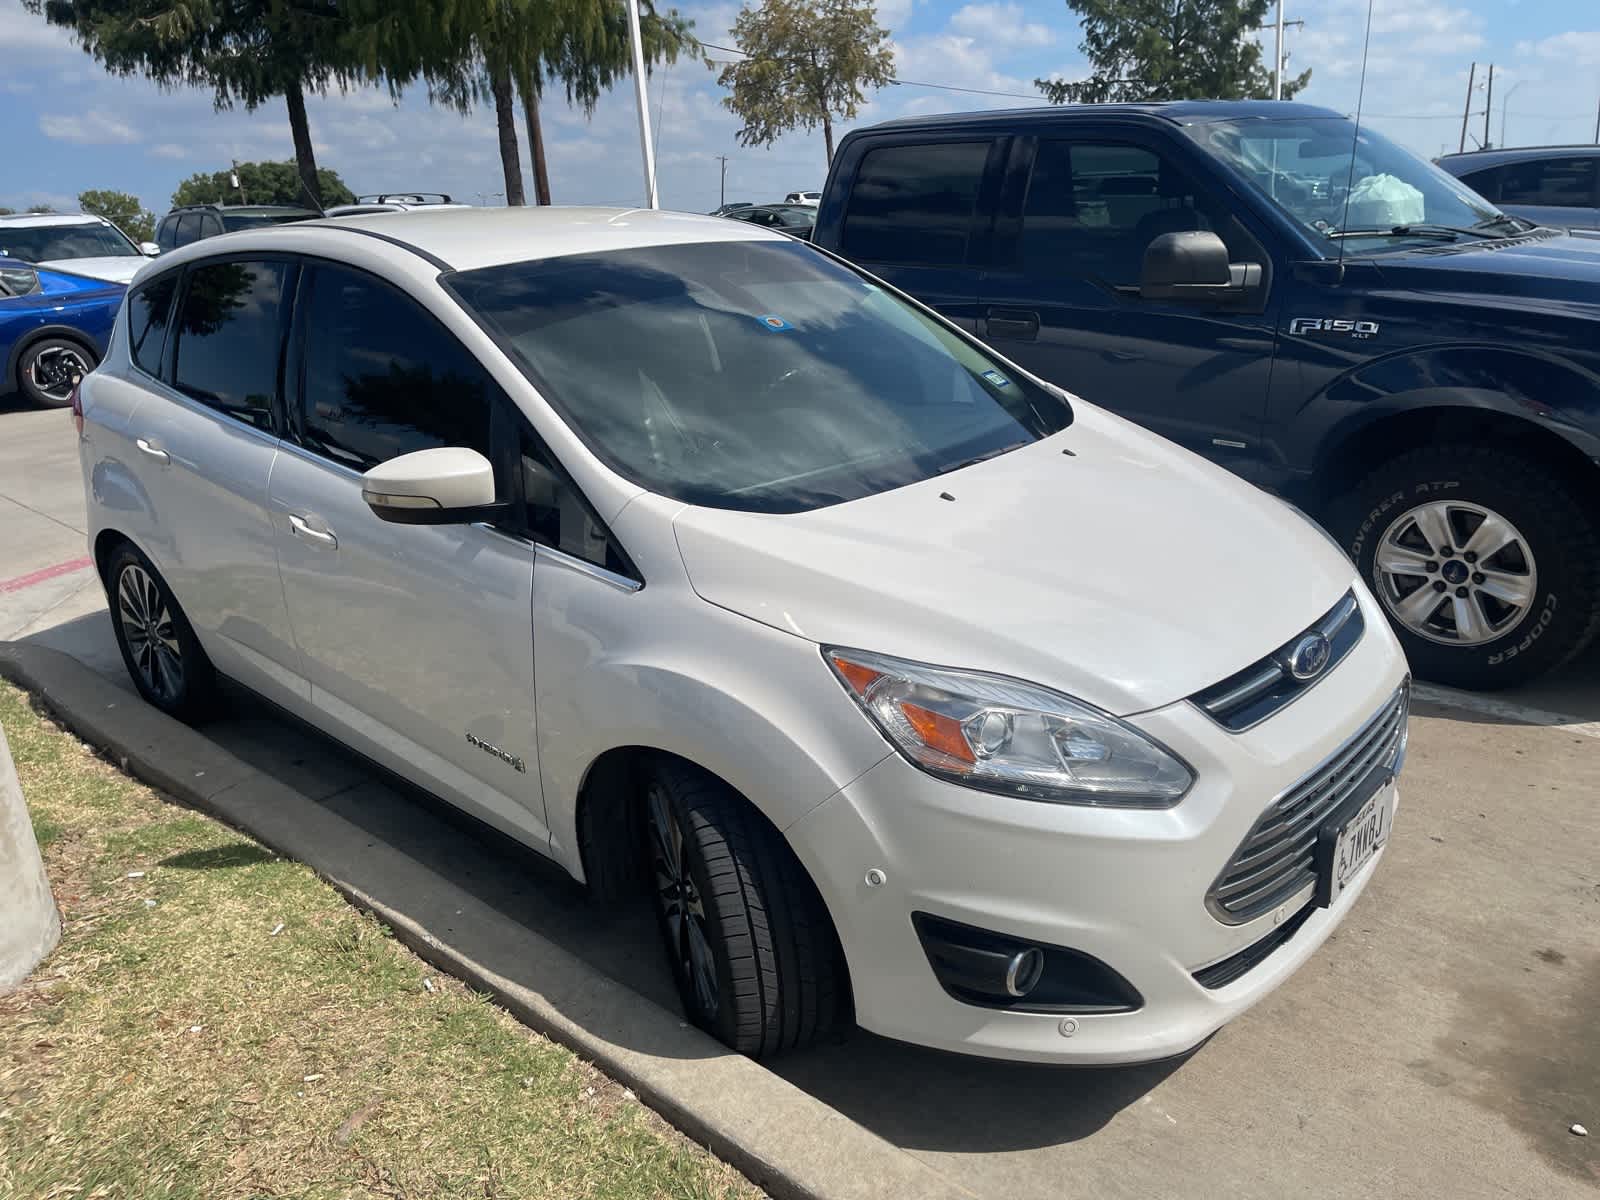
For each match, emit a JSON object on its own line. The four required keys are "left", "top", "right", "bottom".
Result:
{"left": 1317, "top": 788, "right": 1393, "bottom": 907}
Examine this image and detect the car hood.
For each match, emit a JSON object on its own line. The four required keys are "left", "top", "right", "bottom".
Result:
{"left": 671, "top": 404, "right": 1355, "bottom": 717}
{"left": 1372, "top": 229, "right": 1600, "bottom": 302}
{"left": 36, "top": 256, "right": 144, "bottom": 284}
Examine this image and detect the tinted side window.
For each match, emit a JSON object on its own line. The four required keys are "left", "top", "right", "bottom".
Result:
{"left": 175, "top": 213, "right": 202, "bottom": 246}
{"left": 172, "top": 260, "right": 288, "bottom": 431}
{"left": 1459, "top": 167, "right": 1500, "bottom": 201}
{"left": 128, "top": 274, "right": 178, "bottom": 377}
{"left": 1019, "top": 140, "right": 1243, "bottom": 285}
{"left": 201, "top": 213, "right": 225, "bottom": 239}
{"left": 156, "top": 217, "right": 178, "bottom": 252}
{"left": 841, "top": 140, "right": 990, "bottom": 266}
{"left": 298, "top": 265, "right": 493, "bottom": 471}
{"left": 1497, "top": 157, "right": 1597, "bottom": 208}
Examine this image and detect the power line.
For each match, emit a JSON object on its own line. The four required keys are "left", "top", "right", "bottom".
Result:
{"left": 699, "top": 42, "right": 1043, "bottom": 102}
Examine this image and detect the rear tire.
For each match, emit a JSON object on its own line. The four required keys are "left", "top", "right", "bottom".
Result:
{"left": 1331, "top": 444, "right": 1600, "bottom": 689}
{"left": 643, "top": 759, "right": 845, "bottom": 1058}
{"left": 106, "top": 542, "right": 218, "bottom": 721}
{"left": 17, "top": 337, "right": 95, "bottom": 409}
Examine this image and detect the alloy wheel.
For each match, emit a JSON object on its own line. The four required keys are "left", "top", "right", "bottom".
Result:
{"left": 117, "top": 564, "right": 184, "bottom": 701}
{"left": 1374, "top": 500, "right": 1538, "bottom": 646}
{"left": 27, "top": 345, "right": 91, "bottom": 402}
{"left": 647, "top": 782, "right": 719, "bottom": 1020}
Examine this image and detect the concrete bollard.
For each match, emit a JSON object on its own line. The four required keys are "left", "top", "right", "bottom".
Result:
{"left": 0, "top": 721, "right": 61, "bottom": 991}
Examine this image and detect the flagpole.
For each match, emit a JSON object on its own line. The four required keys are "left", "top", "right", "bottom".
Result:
{"left": 626, "top": 0, "right": 660, "bottom": 209}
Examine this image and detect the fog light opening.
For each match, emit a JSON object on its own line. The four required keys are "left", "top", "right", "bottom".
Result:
{"left": 1005, "top": 947, "right": 1045, "bottom": 997}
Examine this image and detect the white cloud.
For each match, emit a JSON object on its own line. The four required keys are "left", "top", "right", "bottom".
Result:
{"left": 38, "top": 109, "right": 142, "bottom": 145}
{"left": 0, "top": 3, "right": 78, "bottom": 55}
{"left": 1517, "top": 31, "right": 1600, "bottom": 68}
{"left": 148, "top": 143, "right": 189, "bottom": 160}
{"left": 949, "top": 4, "right": 1054, "bottom": 52}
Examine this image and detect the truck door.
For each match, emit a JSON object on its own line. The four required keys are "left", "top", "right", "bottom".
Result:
{"left": 978, "top": 131, "right": 1279, "bottom": 473}
{"left": 831, "top": 136, "right": 1009, "bottom": 336}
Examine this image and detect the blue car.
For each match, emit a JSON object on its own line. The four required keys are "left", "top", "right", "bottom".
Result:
{"left": 1, "top": 255, "right": 126, "bottom": 408}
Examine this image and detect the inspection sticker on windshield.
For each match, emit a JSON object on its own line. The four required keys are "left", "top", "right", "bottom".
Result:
{"left": 981, "top": 369, "right": 1012, "bottom": 388}
{"left": 756, "top": 314, "right": 792, "bottom": 331}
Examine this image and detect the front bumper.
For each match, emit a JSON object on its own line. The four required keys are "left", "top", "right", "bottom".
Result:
{"left": 784, "top": 590, "right": 1410, "bottom": 1064}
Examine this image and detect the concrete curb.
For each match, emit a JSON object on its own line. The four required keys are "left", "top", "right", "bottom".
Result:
{"left": 0, "top": 642, "right": 973, "bottom": 1200}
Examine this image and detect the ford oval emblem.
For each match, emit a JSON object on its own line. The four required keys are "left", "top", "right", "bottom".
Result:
{"left": 1288, "top": 633, "right": 1332, "bottom": 681}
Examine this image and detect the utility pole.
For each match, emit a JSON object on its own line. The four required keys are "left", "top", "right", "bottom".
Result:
{"left": 1459, "top": 62, "right": 1476, "bottom": 153}
{"left": 625, "top": 0, "right": 659, "bottom": 209}
{"left": 716, "top": 155, "right": 730, "bottom": 207}
{"left": 1482, "top": 64, "right": 1494, "bottom": 150}
{"left": 1273, "top": 1, "right": 1284, "bottom": 100}
{"left": 230, "top": 158, "right": 248, "bottom": 205}
{"left": 1594, "top": 95, "right": 1599, "bottom": 143}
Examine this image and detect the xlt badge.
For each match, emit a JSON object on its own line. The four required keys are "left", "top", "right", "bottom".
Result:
{"left": 466, "top": 731, "right": 527, "bottom": 773}
{"left": 1289, "top": 317, "right": 1380, "bottom": 338}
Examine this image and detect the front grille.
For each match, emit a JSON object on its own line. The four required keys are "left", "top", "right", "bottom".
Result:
{"left": 1207, "top": 684, "right": 1409, "bottom": 925}
{"left": 1190, "top": 590, "right": 1364, "bottom": 731}
{"left": 1193, "top": 904, "right": 1314, "bottom": 989}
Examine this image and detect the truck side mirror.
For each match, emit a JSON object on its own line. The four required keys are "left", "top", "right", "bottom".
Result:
{"left": 1139, "top": 231, "right": 1261, "bottom": 300}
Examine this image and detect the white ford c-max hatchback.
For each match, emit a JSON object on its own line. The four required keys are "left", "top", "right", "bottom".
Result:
{"left": 77, "top": 207, "right": 1408, "bottom": 1063}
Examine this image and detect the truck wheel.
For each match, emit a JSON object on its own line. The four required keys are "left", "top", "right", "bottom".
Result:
{"left": 17, "top": 337, "right": 95, "bottom": 409}
{"left": 1333, "top": 445, "right": 1600, "bottom": 689}
{"left": 643, "top": 759, "right": 845, "bottom": 1058}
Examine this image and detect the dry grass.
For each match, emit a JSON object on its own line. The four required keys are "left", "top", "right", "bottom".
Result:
{"left": 0, "top": 680, "right": 761, "bottom": 1200}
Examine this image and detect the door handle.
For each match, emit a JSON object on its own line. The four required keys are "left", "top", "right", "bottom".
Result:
{"left": 134, "top": 437, "right": 169, "bottom": 465}
{"left": 288, "top": 513, "right": 338, "bottom": 550}
{"left": 985, "top": 308, "right": 1040, "bottom": 341}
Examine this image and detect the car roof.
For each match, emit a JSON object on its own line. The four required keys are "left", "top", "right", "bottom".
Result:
{"left": 279, "top": 205, "right": 788, "bottom": 272}
{"left": 167, "top": 204, "right": 318, "bottom": 215}
{"left": 863, "top": 99, "right": 1345, "bottom": 133}
{"left": 0, "top": 213, "right": 107, "bottom": 227}
{"left": 1437, "top": 145, "right": 1600, "bottom": 172}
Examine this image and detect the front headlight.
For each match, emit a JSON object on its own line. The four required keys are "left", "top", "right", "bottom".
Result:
{"left": 824, "top": 648, "right": 1193, "bottom": 807}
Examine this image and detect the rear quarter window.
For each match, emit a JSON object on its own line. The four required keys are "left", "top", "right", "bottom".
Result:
{"left": 840, "top": 140, "right": 992, "bottom": 267}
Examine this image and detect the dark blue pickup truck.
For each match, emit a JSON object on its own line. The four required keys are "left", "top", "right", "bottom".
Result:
{"left": 813, "top": 100, "right": 1600, "bottom": 690}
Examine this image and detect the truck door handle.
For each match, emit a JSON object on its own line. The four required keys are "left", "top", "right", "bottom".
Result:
{"left": 134, "top": 438, "right": 169, "bottom": 465}
{"left": 288, "top": 513, "right": 338, "bottom": 550}
{"left": 985, "top": 308, "right": 1040, "bottom": 341}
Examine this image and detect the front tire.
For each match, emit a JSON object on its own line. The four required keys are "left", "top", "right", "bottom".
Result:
{"left": 1332, "top": 445, "right": 1600, "bottom": 689}
{"left": 106, "top": 543, "right": 218, "bottom": 721}
{"left": 17, "top": 337, "right": 95, "bottom": 409}
{"left": 643, "top": 760, "right": 845, "bottom": 1058}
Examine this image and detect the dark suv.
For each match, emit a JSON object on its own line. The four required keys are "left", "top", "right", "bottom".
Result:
{"left": 154, "top": 204, "right": 319, "bottom": 252}
{"left": 814, "top": 101, "right": 1600, "bottom": 689}
{"left": 1437, "top": 146, "right": 1599, "bottom": 230}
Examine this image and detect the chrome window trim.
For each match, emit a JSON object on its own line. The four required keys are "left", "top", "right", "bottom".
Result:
{"left": 533, "top": 542, "right": 643, "bottom": 593}
{"left": 134, "top": 374, "right": 283, "bottom": 453}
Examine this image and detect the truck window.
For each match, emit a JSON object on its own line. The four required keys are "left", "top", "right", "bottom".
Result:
{"left": 1019, "top": 140, "right": 1236, "bottom": 286}
{"left": 1492, "top": 157, "right": 1597, "bottom": 209}
{"left": 841, "top": 141, "right": 990, "bottom": 267}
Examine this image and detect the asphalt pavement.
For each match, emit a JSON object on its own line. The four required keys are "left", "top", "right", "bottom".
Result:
{"left": 3, "top": 397, "right": 1596, "bottom": 1198}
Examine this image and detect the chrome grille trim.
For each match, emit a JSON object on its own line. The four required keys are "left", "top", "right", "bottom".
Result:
{"left": 1207, "top": 684, "right": 1409, "bottom": 925}
{"left": 1190, "top": 589, "right": 1366, "bottom": 732}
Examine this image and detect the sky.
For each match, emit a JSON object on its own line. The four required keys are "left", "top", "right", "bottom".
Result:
{"left": 1, "top": 0, "right": 1597, "bottom": 218}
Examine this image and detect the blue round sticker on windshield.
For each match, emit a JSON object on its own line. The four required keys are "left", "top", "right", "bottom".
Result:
{"left": 757, "top": 314, "right": 792, "bottom": 331}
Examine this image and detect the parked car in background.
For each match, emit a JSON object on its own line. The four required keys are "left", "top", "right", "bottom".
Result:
{"left": 721, "top": 203, "right": 815, "bottom": 239}
{"left": 154, "top": 204, "right": 319, "bottom": 252}
{"left": 709, "top": 202, "right": 753, "bottom": 216}
{"left": 0, "top": 212, "right": 156, "bottom": 285}
{"left": 815, "top": 101, "right": 1600, "bottom": 689}
{"left": 785, "top": 190, "right": 822, "bottom": 206}
{"left": 78, "top": 207, "right": 1406, "bottom": 1065}
{"left": 0, "top": 254, "right": 123, "bottom": 408}
{"left": 1436, "top": 146, "right": 1599, "bottom": 229}
{"left": 328, "top": 193, "right": 469, "bottom": 217}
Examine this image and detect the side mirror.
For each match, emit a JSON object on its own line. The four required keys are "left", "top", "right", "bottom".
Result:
{"left": 139, "top": 242, "right": 161, "bottom": 256}
{"left": 361, "top": 446, "right": 504, "bottom": 525}
{"left": 1139, "top": 230, "right": 1262, "bottom": 300}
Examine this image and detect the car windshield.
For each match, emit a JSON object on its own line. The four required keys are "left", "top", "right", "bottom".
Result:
{"left": 220, "top": 211, "right": 317, "bottom": 231}
{"left": 1187, "top": 116, "right": 1509, "bottom": 251}
{"left": 0, "top": 221, "right": 138, "bottom": 262}
{"left": 450, "top": 239, "right": 1071, "bottom": 513}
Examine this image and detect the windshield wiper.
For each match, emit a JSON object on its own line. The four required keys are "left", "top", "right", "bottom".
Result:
{"left": 1472, "top": 214, "right": 1530, "bottom": 235}
{"left": 938, "top": 441, "right": 1031, "bottom": 475}
{"left": 1324, "top": 224, "right": 1491, "bottom": 242}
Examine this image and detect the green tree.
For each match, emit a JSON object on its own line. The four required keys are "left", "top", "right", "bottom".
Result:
{"left": 28, "top": 0, "right": 402, "bottom": 205}
{"left": 170, "top": 162, "right": 356, "bottom": 209}
{"left": 1037, "top": 0, "right": 1308, "bottom": 103}
{"left": 27, "top": 205, "right": 59, "bottom": 213}
{"left": 77, "top": 188, "right": 155, "bottom": 241}
{"left": 717, "top": 0, "right": 891, "bottom": 164}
